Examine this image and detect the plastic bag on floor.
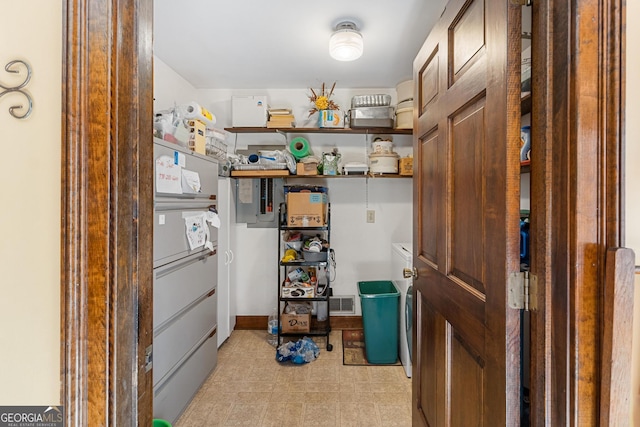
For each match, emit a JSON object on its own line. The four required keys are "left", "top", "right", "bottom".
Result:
{"left": 275, "top": 336, "right": 319, "bottom": 364}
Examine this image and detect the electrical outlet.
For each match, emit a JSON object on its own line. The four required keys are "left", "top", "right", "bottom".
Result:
{"left": 366, "top": 209, "right": 375, "bottom": 223}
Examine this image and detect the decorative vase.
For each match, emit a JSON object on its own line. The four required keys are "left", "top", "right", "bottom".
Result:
{"left": 318, "top": 110, "right": 343, "bottom": 128}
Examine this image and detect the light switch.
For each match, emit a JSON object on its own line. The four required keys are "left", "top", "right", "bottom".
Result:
{"left": 158, "top": 214, "right": 165, "bottom": 225}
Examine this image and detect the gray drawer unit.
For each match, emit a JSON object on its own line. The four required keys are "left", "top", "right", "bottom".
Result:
{"left": 153, "top": 291, "right": 217, "bottom": 385}
{"left": 153, "top": 201, "right": 219, "bottom": 267}
{"left": 153, "top": 326, "right": 218, "bottom": 425}
{"left": 154, "top": 250, "right": 218, "bottom": 329}
{"left": 153, "top": 138, "right": 219, "bottom": 423}
{"left": 154, "top": 138, "right": 219, "bottom": 198}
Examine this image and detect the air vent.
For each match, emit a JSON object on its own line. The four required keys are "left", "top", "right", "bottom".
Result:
{"left": 329, "top": 295, "right": 355, "bottom": 314}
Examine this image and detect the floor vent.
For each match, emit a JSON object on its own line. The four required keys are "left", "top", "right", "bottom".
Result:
{"left": 329, "top": 295, "right": 355, "bottom": 314}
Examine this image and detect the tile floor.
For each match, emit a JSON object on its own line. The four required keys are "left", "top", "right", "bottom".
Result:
{"left": 174, "top": 329, "right": 412, "bottom": 427}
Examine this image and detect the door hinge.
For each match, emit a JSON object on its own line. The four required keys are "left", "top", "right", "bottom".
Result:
{"left": 508, "top": 271, "right": 537, "bottom": 311}
{"left": 510, "top": 0, "right": 532, "bottom": 6}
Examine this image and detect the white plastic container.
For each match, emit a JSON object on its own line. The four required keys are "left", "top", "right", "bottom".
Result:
{"left": 396, "top": 80, "right": 414, "bottom": 103}
{"left": 396, "top": 107, "right": 413, "bottom": 129}
{"left": 371, "top": 139, "right": 394, "bottom": 154}
{"left": 369, "top": 153, "right": 399, "bottom": 174}
{"left": 397, "top": 99, "right": 413, "bottom": 110}
{"left": 267, "top": 308, "right": 278, "bottom": 346}
{"left": 232, "top": 95, "right": 268, "bottom": 127}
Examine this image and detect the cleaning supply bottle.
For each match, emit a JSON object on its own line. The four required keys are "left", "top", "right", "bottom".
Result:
{"left": 267, "top": 307, "right": 278, "bottom": 347}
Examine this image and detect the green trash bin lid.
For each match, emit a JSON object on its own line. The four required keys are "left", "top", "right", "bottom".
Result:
{"left": 153, "top": 420, "right": 172, "bottom": 427}
{"left": 357, "top": 280, "right": 400, "bottom": 298}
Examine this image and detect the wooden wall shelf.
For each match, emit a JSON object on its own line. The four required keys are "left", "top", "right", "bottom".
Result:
{"left": 229, "top": 172, "right": 412, "bottom": 179}
{"left": 225, "top": 127, "right": 413, "bottom": 135}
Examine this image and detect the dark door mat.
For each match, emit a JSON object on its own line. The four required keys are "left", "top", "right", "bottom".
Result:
{"left": 342, "top": 329, "right": 400, "bottom": 366}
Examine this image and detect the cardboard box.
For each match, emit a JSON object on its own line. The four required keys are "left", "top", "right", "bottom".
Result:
{"left": 399, "top": 157, "right": 413, "bottom": 176}
{"left": 318, "top": 110, "right": 344, "bottom": 128}
{"left": 296, "top": 162, "right": 318, "bottom": 176}
{"left": 287, "top": 192, "right": 328, "bottom": 227}
{"left": 188, "top": 120, "right": 206, "bottom": 155}
{"left": 232, "top": 96, "right": 268, "bottom": 127}
{"left": 281, "top": 312, "right": 310, "bottom": 333}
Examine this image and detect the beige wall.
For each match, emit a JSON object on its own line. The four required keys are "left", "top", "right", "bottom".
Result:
{"left": 0, "top": 1, "right": 61, "bottom": 404}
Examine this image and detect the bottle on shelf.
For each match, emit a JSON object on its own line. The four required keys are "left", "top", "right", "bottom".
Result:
{"left": 309, "top": 267, "right": 317, "bottom": 288}
{"left": 267, "top": 307, "right": 278, "bottom": 347}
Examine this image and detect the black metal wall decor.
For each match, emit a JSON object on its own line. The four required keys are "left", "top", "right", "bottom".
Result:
{"left": 1, "top": 60, "right": 33, "bottom": 119}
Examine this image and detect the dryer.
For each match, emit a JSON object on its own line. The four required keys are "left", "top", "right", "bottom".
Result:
{"left": 391, "top": 242, "right": 413, "bottom": 378}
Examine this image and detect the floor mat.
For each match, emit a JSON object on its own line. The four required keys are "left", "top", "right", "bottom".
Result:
{"left": 342, "top": 329, "right": 400, "bottom": 366}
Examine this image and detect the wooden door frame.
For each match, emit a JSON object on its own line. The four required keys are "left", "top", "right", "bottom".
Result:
{"left": 57, "top": 0, "right": 627, "bottom": 424}
{"left": 530, "top": 0, "right": 627, "bottom": 424}
{"left": 60, "top": 0, "right": 154, "bottom": 425}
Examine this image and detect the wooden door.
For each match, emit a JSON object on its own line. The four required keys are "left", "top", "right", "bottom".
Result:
{"left": 411, "top": 0, "right": 522, "bottom": 425}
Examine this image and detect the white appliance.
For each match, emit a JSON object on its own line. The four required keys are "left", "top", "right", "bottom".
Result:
{"left": 391, "top": 242, "right": 413, "bottom": 378}
{"left": 231, "top": 95, "right": 268, "bottom": 127}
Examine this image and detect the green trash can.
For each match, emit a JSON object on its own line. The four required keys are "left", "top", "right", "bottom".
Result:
{"left": 153, "top": 420, "right": 171, "bottom": 427}
{"left": 357, "top": 280, "right": 400, "bottom": 364}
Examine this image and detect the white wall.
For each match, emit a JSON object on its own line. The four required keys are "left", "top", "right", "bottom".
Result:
{"left": 228, "top": 173, "right": 413, "bottom": 316}
{"left": 153, "top": 56, "right": 200, "bottom": 112}
{"left": 0, "top": 1, "right": 61, "bottom": 404}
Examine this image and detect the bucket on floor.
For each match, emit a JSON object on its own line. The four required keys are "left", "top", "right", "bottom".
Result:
{"left": 153, "top": 419, "right": 172, "bottom": 427}
{"left": 357, "top": 280, "right": 400, "bottom": 364}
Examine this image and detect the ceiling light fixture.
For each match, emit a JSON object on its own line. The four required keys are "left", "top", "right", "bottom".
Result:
{"left": 329, "top": 21, "right": 363, "bottom": 61}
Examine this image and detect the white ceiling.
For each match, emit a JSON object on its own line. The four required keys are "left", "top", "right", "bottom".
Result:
{"left": 153, "top": 0, "right": 448, "bottom": 90}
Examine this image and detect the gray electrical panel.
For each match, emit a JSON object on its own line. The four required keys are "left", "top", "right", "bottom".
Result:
{"left": 235, "top": 178, "right": 284, "bottom": 228}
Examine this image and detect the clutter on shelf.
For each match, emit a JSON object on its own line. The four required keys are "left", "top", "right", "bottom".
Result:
{"left": 267, "top": 108, "right": 295, "bottom": 128}
{"left": 153, "top": 101, "right": 230, "bottom": 160}
{"left": 279, "top": 211, "right": 331, "bottom": 307}
{"left": 369, "top": 137, "right": 399, "bottom": 174}
{"left": 349, "top": 93, "right": 394, "bottom": 129}
{"left": 277, "top": 194, "right": 333, "bottom": 351}
{"left": 321, "top": 148, "right": 341, "bottom": 175}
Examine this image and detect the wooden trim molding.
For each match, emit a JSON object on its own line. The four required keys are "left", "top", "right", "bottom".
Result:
{"left": 61, "top": 0, "right": 154, "bottom": 425}
{"left": 61, "top": 2, "right": 88, "bottom": 424}
{"left": 530, "top": 0, "right": 626, "bottom": 424}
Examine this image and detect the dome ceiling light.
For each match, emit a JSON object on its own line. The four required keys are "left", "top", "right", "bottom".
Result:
{"left": 329, "top": 21, "right": 363, "bottom": 62}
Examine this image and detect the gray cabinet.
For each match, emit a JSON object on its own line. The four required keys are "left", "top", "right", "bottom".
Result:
{"left": 152, "top": 138, "right": 219, "bottom": 424}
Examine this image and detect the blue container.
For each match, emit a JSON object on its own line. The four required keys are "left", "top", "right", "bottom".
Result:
{"left": 357, "top": 280, "right": 400, "bottom": 364}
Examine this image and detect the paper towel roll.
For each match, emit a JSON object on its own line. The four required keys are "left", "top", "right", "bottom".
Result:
{"left": 181, "top": 101, "right": 216, "bottom": 128}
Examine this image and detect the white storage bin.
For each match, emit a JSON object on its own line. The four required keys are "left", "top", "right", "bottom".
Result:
{"left": 369, "top": 153, "right": 399, "bottom": 174}
{"left": 396, "top": 107, "right": 413, "bottom": 129}
{"left": 396, "top": 80, "right": 414, "bottom": 103}
{"left": 231, "top": 96, "right": 268, "bottom": 127}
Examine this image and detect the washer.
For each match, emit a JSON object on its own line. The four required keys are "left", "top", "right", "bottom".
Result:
{"left": 406, "top": 285, "right": 413, "bottom": 362}
{"left": 391, "top": 243, "right": 413, "bottom": 378}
